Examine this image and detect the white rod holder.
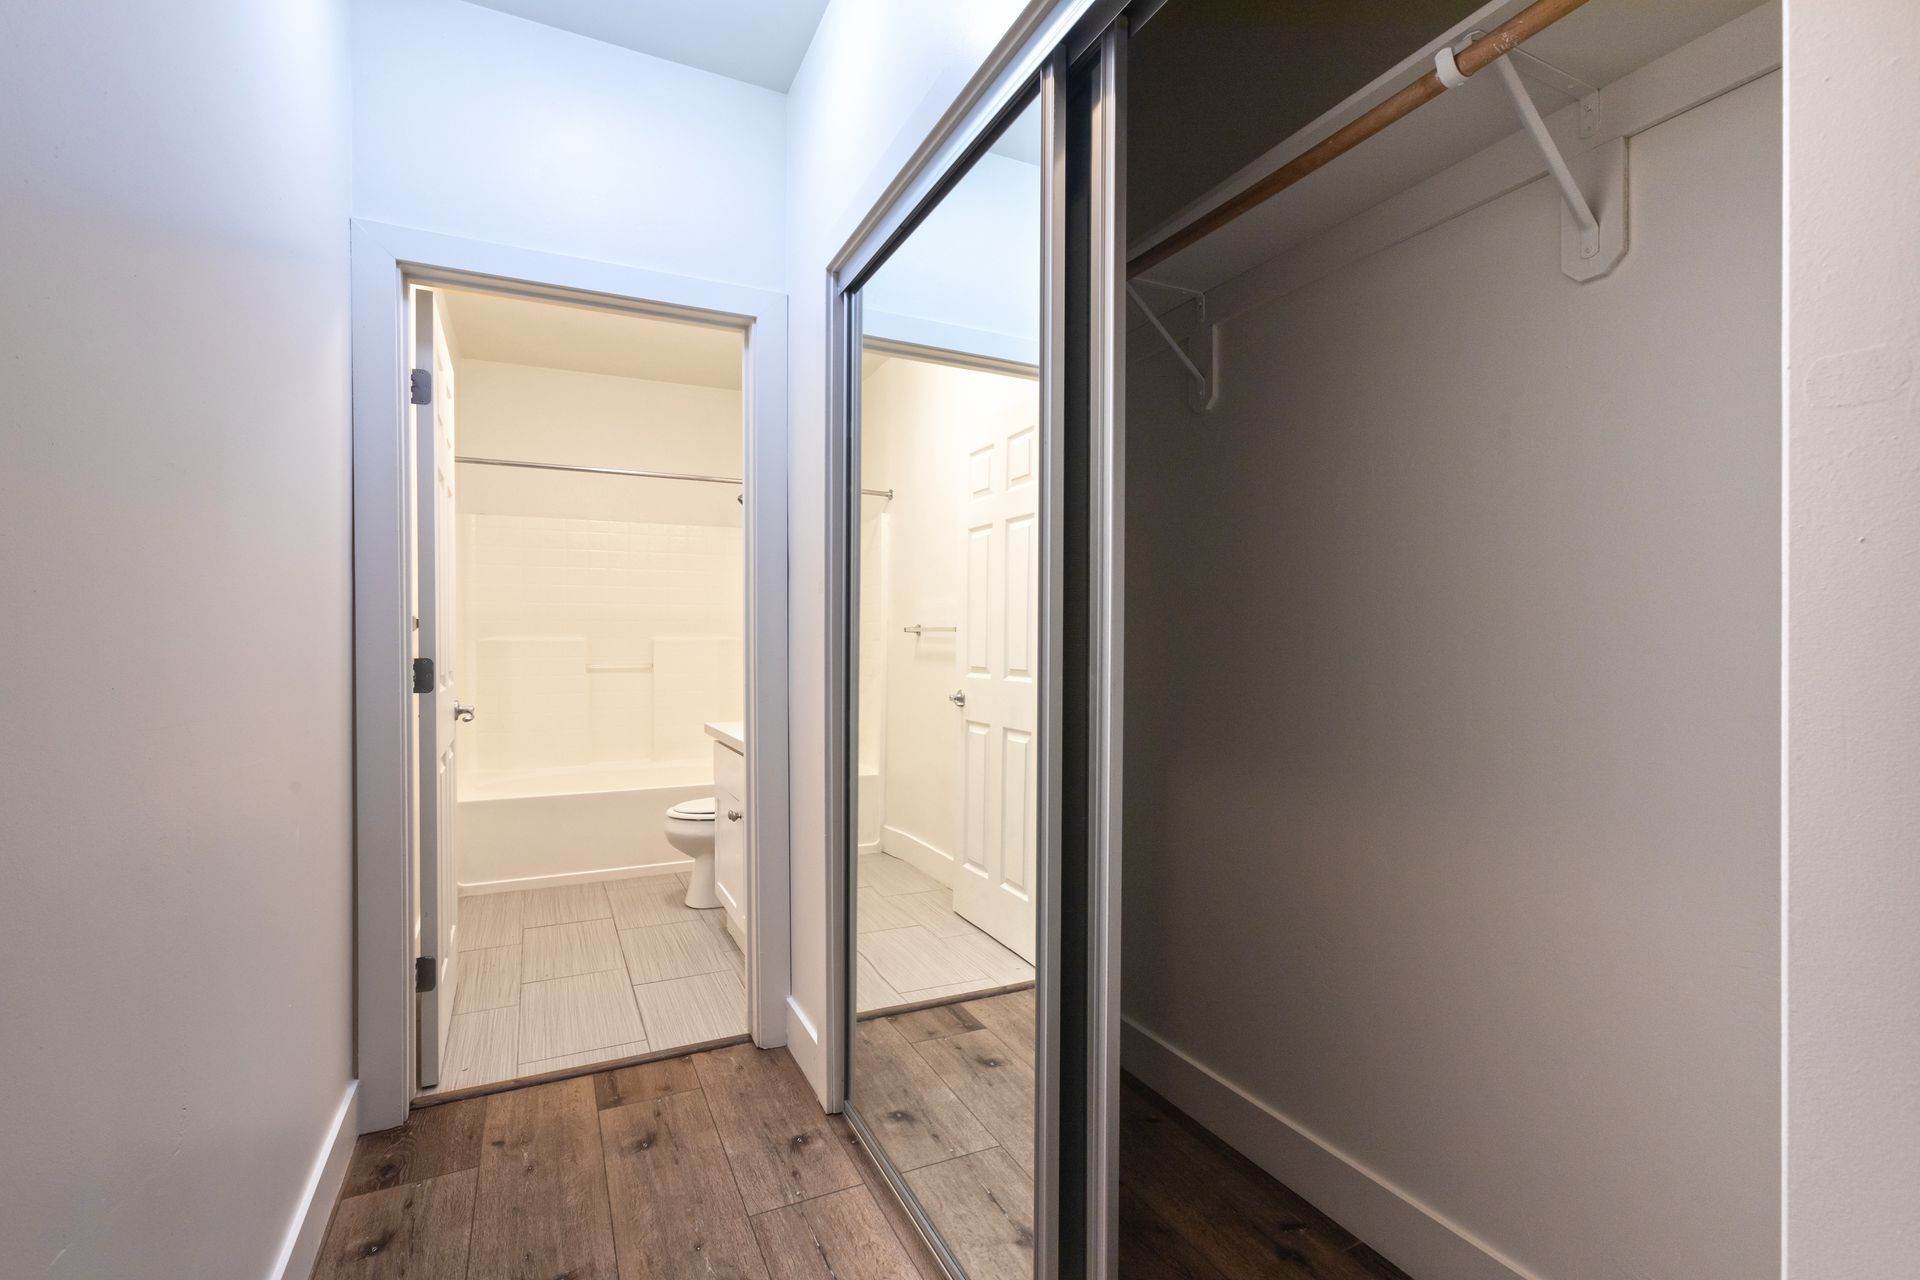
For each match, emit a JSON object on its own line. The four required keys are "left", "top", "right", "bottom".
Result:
{"left": 1487, "top": 53, "right": 1601, "bottom": 258}
{"left": 1454, "top": 30, "right": 1600, "bottom": 139}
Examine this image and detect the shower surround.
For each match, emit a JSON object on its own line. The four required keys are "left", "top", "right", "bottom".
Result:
{"left": 455, "top": 509, "right": 744, "bottom": 890}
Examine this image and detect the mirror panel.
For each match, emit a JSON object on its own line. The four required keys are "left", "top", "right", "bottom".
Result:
{"left": 849, "top": 92, "right": 1045, "bottom": 1280}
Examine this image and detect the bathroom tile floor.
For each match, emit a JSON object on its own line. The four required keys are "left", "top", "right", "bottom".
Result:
{"left": 423, "top": 873, "right": 747, "bottom": 1095}
{"left": 856, "top": 852, "right": 1036, "bottom": 1017}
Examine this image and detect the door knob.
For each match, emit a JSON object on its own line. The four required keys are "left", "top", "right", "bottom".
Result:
{"left": 453, "top": 703, "right": 476, "bottom": 722}
{"left": 726, "top": 808, "right": 743, "bottom": 822}
{"left": 948, "top": 690, "right": 967, "bottom": 707}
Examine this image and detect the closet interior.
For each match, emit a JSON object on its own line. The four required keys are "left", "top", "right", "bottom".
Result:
{"left": 1117, "top": 3, "right": 1781, "bottom": 1279}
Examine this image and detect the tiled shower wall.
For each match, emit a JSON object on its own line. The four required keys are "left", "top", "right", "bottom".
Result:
{"left": 459, "top": 512, "right": 744, "bottom": 776}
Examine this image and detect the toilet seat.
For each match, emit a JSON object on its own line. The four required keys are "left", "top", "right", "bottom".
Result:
{"left": 667, "top": 796, "right": 716, "bottom": 822}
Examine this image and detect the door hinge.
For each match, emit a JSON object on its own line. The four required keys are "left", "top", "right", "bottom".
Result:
{"left": 413, "top": 656, "right": 433, "bottom": 694}
{"left": 416, "top": 956, "right": 437, "bottom": 993}
{"left": 410, "top": 367, "right": 432, "bottom": 406}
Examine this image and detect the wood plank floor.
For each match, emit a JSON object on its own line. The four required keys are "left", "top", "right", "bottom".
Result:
{"left": 319, "top": 994, "right": 1413, "bottom": 1280}
{"left": 1118, "top": 1075, "right": 1415, "bottom": 1280}
{"left": 318, "top": 1042, "right": 947, "bottom": 1280}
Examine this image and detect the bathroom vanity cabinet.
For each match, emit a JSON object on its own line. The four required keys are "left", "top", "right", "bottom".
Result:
{"left": 707, "top": 721, "right": 747, "bottom": 947}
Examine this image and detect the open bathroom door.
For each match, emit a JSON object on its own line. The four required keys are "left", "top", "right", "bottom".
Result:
{"left": 413, "top": 286, "right": 461, "bottom": 1089}
{"left": 952, "top": 393, "right": 1042, "bottom": 965}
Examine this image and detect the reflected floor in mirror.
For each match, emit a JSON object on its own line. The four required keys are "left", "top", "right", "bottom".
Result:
{"left": 856, "top": 853, "right": 1038, "bottom": 1016}
{"left": 856, "top": 990, "right": 1038, "bottom": 1280}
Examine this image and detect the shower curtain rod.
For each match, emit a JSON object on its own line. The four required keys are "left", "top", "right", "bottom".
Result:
{"left": 457, "top": 454, "right": 895, "bottom": 500}
{"left": 1127, "top": 0, "right": 1592, "bottom": 276}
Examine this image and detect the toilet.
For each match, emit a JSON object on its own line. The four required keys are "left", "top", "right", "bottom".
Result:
{"left": 664, "top": 796, "right": 720, "bottom": 909}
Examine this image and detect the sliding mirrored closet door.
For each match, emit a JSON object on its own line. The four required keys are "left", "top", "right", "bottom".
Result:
{"left": 845, "top": 81, "right": 1051, "bottom": 1280}
{"left": 835, "top": 18, "right": 1127, "bottom": 1280}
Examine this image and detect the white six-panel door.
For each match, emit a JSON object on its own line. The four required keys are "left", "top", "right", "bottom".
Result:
{"left": 414, "top": 288, "right": 460, "bottom": 1088}
{"left": 952, "top": 403, "right": 1040, "bottom": 964}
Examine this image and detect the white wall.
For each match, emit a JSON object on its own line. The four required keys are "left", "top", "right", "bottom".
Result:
{"left": 458, "top": 361, "right": 745, "bottom": 526}
{"left": 1786, "top": 3, "right": 1920, "bottom": 1272}
{"left": 0, "top": 3, "right": 356, "bottom": 1277}
{"left": 351, "top": 0, "right": 786, "bottom": 291}
{"left": 784, "top": 0, "right": 1036, "bottom": 1094}
{"left": 1123, "top": 75, "right": 1780, "bottom": 1280}
{"left": 861, "top": 356, "right": 1040, "bottom": 883}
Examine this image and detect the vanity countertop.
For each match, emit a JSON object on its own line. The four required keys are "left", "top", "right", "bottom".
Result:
{"left": 704, "top": 720, "right": 746, "bottom": 754}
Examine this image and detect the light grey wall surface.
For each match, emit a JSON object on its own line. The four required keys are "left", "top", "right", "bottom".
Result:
{"left": 350, "top": 0, "right": 787, "bottom": 292}
{"left": 1123, "top": 75, "right": 1781, "bottom": 1280}
{"left": 1786, "top": 3, "right": 1920, "bottom": 1272}
{"left": 0, "top": 2, "right": 356, "bottom": 1276}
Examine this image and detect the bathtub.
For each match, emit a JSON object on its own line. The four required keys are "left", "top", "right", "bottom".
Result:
{"left": 456, "top": 758, "right": 711, "bottom": 893}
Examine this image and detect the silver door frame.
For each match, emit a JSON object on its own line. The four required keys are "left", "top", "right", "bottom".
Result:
{"left": 822, "top": 6, "right": 1132, "bottom": 1280}
{"left": 822, "top": 10, "right": 1129, "bottom": 1280}
{"left": 831, "top": 72, "right": 1059, "bottom": 1280}
{"left": 1079, "top": 26, "right": 1126, "bottom": 1279}
{"left": 1035, "top": 44, "right": 1070, "bottom": 1280}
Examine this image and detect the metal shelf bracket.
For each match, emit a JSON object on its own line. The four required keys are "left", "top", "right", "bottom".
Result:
{"left": 1441, "top": 34, "right": 1627, "bottom": 282}
{"left": 1127, "top": 279, "right": 1221, "bottom": 411}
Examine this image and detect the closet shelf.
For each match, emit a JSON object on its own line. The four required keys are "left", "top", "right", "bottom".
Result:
{"left": 1127, "top": 0, "right": 1603, "bottom": 279}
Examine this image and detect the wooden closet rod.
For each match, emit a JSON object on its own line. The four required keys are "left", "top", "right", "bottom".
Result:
{"left": 1127, "top": 0, "right": 1593, "bottom": 276}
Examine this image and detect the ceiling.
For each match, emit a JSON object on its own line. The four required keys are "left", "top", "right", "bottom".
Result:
{"left": 441, "top": 289, "right": 744, "bottom": 389}
{"left": 461, "top": 0, "right": 830, "bottom": 92}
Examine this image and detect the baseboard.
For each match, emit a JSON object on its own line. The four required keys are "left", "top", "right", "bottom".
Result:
{"left": 1120, "top": 1018, "right": 1539, "bottom": 1280}
{"left": 879, "top": 825, "right": 955, "bottom": 887}
{"left": 857, "top": 839, "right": 882, "bottom": 856}
{"left": 267, "top": 1081, "right": 358, "bottom": 1280}
{"left": 460, "top": 858, "right": 693, "bottom": 895}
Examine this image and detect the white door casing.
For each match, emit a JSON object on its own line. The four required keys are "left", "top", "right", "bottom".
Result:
{"left": 414, "top": 287, "right": 460, "bottom": 1087}
{"left": 953, "top": 404, "right": 1040, "bottom": 963}
{"left": 353, "top": 226, "right": 791, "bottom": 1130}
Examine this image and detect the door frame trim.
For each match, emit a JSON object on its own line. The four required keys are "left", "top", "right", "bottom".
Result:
{"left": 349, "top": 221, "right": 791, "bottom": 1130}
